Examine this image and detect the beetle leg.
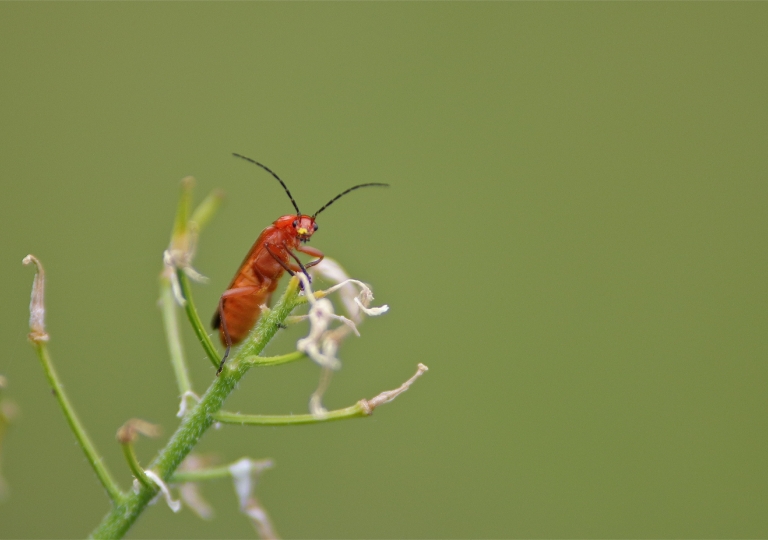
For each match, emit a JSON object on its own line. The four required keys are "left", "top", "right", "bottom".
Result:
{"left": 285, "top": 248, "right": 309, "bottom": 277}
{"left": 265, "top": 242, "right": 312, "bottom": 289}
{"left": 264, "top": 243, "right": 295, "bottom": 276}
{"left": 296, "top": 244, "right": 325, "bottom": 269}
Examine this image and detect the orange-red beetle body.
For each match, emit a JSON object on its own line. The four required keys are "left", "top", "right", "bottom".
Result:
{"left": 212, "top": 214, "right": 322, "bottom": 346}
{"left": 212, "top": 154, "right": 387, "bottom": 373}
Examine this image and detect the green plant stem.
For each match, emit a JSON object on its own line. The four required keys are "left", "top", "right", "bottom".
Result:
{"left": 169, "top": 460, "right": 268, "bottom": 483}
{"left": 89, "top": 279, "right": 301, "bottom": 539}
{"left": 160, "top": 276, "right": 193, "bottom": 396}
{"left": 120, "top": 442, "right": 153, "bottom": 490}
{"left": 213, "top": 402, "right": 369, "bottom": 426}
{"left": 32, "top": 341, "right": 124, "bottom": 504}
{"left": 243, "top": 350, "right": 307, "bottom": 368}
{"left": 169, "top": 464, "right": 236, "bottom": 483}
{"left": 177, "top": 269, "right": 221, "bottom": 370}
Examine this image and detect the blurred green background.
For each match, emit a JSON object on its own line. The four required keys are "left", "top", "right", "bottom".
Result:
{"left": 1, "top": 3, "right": 767, "bottom": 538}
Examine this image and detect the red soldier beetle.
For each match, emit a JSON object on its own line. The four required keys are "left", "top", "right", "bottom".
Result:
{"left": 212, "top": 153, "right": 388, "bottom": 374}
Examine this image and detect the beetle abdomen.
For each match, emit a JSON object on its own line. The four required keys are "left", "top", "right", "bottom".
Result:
{"left": 218, "top": 292, "right": 265, "bottom": 345}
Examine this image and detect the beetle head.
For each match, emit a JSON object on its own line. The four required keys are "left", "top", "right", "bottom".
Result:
{"left": 275, "top": 214, "right": 318, "bottom": 243}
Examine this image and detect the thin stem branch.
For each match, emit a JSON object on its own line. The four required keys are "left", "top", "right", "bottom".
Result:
{"left": 213, "top": 402, "right": 368, "bottom": 426}
{"left": 215, "top": 362, "right": 429, "bottom": 428}
{"left": 169, "top": 464, "right": 236, "bottom": 483}
{"left": 32, "top": 341, "right": 124, "bottom": 504}
{"left": 241, "top": 350, "right": 307, "bottom": 368}
{"left": 160, "top": 275, "right": 193, "bottom": 396}
{"left": 169, "top": 458, "right": 270, "bottom": 484}
{"left": 89, "top": 279, "right": 302, "bottom": 539}
{"left": 166, "top": 180, "right": 224, "bottom": 372}
{"left": 177, "top": 269, "right": 221, "bottom": 370}
{"left": 120, "top": 441, "right": 153, "bottom": 490}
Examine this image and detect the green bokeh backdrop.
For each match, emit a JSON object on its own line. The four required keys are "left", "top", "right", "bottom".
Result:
{"left": 1, "top": 3, "right": 767, "bottom": 538}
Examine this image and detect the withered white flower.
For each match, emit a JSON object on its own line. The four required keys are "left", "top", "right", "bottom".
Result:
{"left": 229, "top": 458, "right": 277, "bottom": 539}
{"left": 22, "top": 255, "right": 49, "bottom": 342}
{"left": 310, "top": 258, "right": 390, "bottom": 323}
{"left": 142, "top": 470, "right": 181, "bottom": 513}
{"left": 163, "top": 218, "right": 208, "bottom": 302}
{"left": 295, "top": 259, "right": 390, "bottom": 415}
{"left": 296, "top": 296, "right": 352, "bottom": 370}
{"left": 162, "top": 244, "right": 208, "bottom": 307}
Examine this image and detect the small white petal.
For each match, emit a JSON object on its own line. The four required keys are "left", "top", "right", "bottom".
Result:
{"left": 295, "top": 273, "right": 316, "bottom": 303}
{"left": 354, "top": 297, "right": 389, "bottom": 316}
{"left": 144, "top": 470, "right": 181, "bottom": 513}
{"left": 179, "top": 483, "right": 214, "bottom": 520}
{"left": 317, "top": 276, "right": 389, "bottom": 322}
{"left": 229, "top": 458, "right": 254, "bottom": 510}
{"left": 163, "top": 246, "right": 208, "bottom": 301}
{"left": 308, "top": 394, "right": 328, "bottom": 417}
{"left": 228, "top": 458, "right": 274, "bottom": 510}
{"left": 183, "top": 266, "right": 209, "bottom": 284}
{"left": 164, "top": 250, "right": 187, "bottom": 306}
{"left": 176, "top": 391, "right": 201, "bottom": 418}
{"left": 309, "top": 368, "right": 333, "bottom": 417}
{"left": 328, "top": 313, "right": 360, "bottom": 336}
{"left": 244, "top": 498, "right": 279, "bottom": 540}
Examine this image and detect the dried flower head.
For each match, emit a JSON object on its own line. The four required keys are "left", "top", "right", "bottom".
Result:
{"left": 162, "top": 178, "right": 222, "bottom": 306}
{"left": 22, "top": 255, "right": 49, "bottom": 343}
{"left": 294, "top": 259, "right": 390, "bottom": 415}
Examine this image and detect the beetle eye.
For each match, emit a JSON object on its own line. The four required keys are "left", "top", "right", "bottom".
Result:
{"left": 292, "top": 220, "right": 298, "bottom": 227}
{"left": 313, "top": 223, "right": 319, "bottom": 231}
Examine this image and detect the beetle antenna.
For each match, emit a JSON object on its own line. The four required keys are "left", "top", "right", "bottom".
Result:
{"left": 313, "top": 183, "right": 389, "bottom": 217}
{"left": 233, "top": 153, "right": 301, "bottom": 215}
